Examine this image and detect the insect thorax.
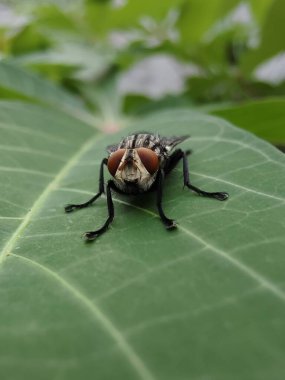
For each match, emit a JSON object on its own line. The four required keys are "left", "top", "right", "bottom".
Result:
{"left": 118, "top": 133, "right": 167, "bottom": 156}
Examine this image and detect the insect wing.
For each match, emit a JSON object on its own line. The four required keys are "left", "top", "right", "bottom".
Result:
{"left": 161, "top": 135, "right": 190, "bottom": 151}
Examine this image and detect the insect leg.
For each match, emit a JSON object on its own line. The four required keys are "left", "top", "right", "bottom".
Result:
{"left": 182, "top": 151, "right": 228, "bottom": 201}
{"left": 156, "top": 170, "right": 176, "bottom": 229}
{"left": 164, "top": 148, "right": 192, "bottom": 175}
{"left": 64, "top": 158, "right": 107, "bottom": 213}
{"left": 83, "top": 180, "right": 115, "bottom": 241}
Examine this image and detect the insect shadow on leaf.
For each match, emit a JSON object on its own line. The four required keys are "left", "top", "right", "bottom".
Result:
{"left": 65, "top": 132, "right": 229, "bottom": 241}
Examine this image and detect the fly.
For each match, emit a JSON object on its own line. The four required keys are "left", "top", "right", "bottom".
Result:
{"left": 65, "top": 132, "right": 229, "bottom": 241}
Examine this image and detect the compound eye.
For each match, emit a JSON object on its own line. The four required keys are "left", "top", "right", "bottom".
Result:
{"left": 137, "top": 148, "right": 159, "bottom": 174}
{"left": 107, "top": 149, "right": 126, "bottom": 176}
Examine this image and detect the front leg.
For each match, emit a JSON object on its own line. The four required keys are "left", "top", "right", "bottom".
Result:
{"left": 84, "top": 180, "right": 115, "bottom": 241}
{"left": 156, "top": 169, "right": 176, "bottom": 230}
{"left": 182, "top": 152, "right": 228, "bottom": 201}
{"left": 65, "top": 158, "right": 107, "bottom": 213}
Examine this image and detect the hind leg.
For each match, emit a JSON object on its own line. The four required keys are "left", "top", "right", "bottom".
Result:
{"left": 182, "top": 151, "right": 228, "bottom": 201}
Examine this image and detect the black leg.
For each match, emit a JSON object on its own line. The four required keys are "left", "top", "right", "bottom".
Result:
{"left": 84, "top": 180, "right": 115, "bottom": 241}
{"left": 182, "top": 151, "right": 228, "bottom": 201}
{"left": 64, "top": 158, "right": 107, "bottom": 213}
{"left": 156, "top": 170, "right": 176, "bottom": 229}
{"left": 164, "top": 149, "right": 192, "bottom": 176}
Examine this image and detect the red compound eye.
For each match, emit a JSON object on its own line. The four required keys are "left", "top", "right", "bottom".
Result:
{"left": 137, "top": 147, "right": 159, "bottom": 174}
{"left": 107, "top": 149, "right": 126, "bottom": 176}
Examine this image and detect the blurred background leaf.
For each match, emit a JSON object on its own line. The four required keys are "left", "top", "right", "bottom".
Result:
{"left": 0, "top": 0, "right": 284, "bottom": 137}
{"left": 210, "top": 97, "right": 285, "bottom": 147}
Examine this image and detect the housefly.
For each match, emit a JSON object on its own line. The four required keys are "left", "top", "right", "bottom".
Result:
{"left": 65, "top": 132, "right": 229, "bottom": 241}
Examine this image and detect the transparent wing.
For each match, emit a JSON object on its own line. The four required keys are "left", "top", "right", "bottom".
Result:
{"left": 161, "top": 135, "right": 190, "bottom": 151}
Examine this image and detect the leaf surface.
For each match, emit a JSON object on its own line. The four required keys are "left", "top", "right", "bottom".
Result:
{"left": 0, "top": 103, "right": 285, "bottom": 380}
{"left": 0, "top": 61, "right": 82, "bottom": 110}
{"left": 0, "top": 62, "right": 97, "bottom": 126}
{"left": 211, "top": 97, "right": 285, "bottom": 144}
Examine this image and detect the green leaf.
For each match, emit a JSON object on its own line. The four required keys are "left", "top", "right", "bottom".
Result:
{"left": 9, "top": 21, "right": 51, "bottom": 55}
{"left": 0, "top": 61, "right": 98, "bottom": 126}
{"left": 210, "top": 97, "right": 285, "bottom": 144}
{"left": 249, "top": 0, "right": 274, "bottom": 24}
{"left": 0, "top": 61, "right": 81, "bottom": 109}
{"left": 241, "top": 0, "right": 285, "bottom": 73}
{"left": 1, "top": 102, "right": 285, "bottom": 380}
{"left": 178, "top": 0, "right": 240, "bottom": 47}
{"left": 86, "top": 0, "right": 184, "bottom": 36}
{"left": 14, "top": 43, "right": 116, "bottom": 82}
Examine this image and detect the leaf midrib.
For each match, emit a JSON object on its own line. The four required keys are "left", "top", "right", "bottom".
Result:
{"left": 10, "top": 253, "right": 156, "bottom": 380}
{"left": 0, "top": 134, "right": 101, "bottom": 264}
{"left": 0, "top": 132, "right": 156, "bottom": 380}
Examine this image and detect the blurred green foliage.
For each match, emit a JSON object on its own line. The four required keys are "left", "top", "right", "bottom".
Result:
{"left": 0, "top": 0, "right": 284, "bottom": 143}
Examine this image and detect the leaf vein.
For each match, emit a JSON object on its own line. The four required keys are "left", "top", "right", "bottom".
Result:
{"left": 0, "top": 144, "right": 66, "bottom": 161}
{"left": 191, "top": 170, "right": 285, "bottom": 202}
{"left": 0, "top": 122, "right": 71, "bottom": 146}
{"left": 57, "top": 187, "right": 285, "bottom": 302}
{"left": 10, "top": 253, "right": 156, "bottom": 380}
{"left": 0, "top": 134, "right": 101, "bottom": 264}
{"left": 0, "top": 166, "right": 54, "bottom": 178}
